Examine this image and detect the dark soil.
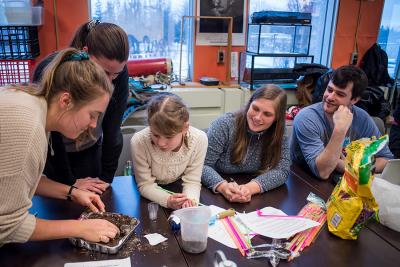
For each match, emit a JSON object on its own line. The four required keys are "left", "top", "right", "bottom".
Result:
{"left": 85, "top": 212, "right": 138, "bottom": 247}
{"left": 76, "top": 212, "right": 169, "bottom": 260}
{"left": 78, "top": 232, "right": 170, "bottom": 261}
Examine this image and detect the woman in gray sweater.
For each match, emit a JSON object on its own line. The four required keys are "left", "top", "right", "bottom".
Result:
{"left": 201, "top": 85, "right": 290, "bottom": 202}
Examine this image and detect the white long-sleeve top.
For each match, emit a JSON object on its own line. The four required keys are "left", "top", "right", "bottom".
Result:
{"left": 131, "top": 126, "right": 208, "bottom": 207}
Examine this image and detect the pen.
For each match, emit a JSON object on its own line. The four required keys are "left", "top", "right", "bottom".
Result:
{"left": 229, "top": 177, "right": 239, "bottom": 187}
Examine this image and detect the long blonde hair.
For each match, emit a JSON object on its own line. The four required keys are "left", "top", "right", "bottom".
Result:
{"left": 7, "top": 48, "right": 113, "bottom": 106}
{"left": 231, "top": 85, "right": 287, "bottom": 170}
{"left": 147, "top": 93, "right": 190, "bottom": 147}
{"left": 5, "top": 48, "right": 113, "bottom": 145}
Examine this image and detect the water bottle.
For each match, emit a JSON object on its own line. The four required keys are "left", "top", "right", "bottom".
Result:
{"left": 214, "top": 250, "right": 237, "bottom": 267}
{"left": 124, "top": 160, "right": 132, "bottom": 176}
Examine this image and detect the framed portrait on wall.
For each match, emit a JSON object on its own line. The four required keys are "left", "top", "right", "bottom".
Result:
{"left": 196, "top": 0, "right": 247, "bottom": 46}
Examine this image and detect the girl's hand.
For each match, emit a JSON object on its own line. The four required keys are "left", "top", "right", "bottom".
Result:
{"left": 167, "top": 193, "right": 188, "bottom": 209}
{"left": 74, "top": 177, "right": 110, "bottom": 194}
{"left": 71, "top": 188, "right": 106, "bottom": 212}
{"left": 181, "top": 198, "right": 196, "bottom": 208}
{"left": 79, "top": 219, "right": 120, "bottom": 243}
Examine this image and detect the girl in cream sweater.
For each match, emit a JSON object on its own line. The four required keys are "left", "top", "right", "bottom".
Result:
{"left": 131, "top": 93, "right": 208, "bottom": 209}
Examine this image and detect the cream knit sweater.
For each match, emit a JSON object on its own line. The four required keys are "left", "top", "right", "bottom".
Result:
{"left": 0, "top": 88, "right": 48, "bottom": 245}
{"left": 131, "top": 126, "right": 208, "bottom": 207}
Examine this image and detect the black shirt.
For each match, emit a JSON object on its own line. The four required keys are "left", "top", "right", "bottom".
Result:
{"left": 33, "top": 53, "right": 128, "bottom": 183}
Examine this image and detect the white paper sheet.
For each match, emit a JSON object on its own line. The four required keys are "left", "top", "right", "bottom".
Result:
{"left": 144, "top": 233, "right": 168, "bottom": 246}
{"left": 64, "top": 257, "right": 130, "bottom": 267}
{"left": 207, "top": 205, "right": 254, "bottom": 249}
{"left": 238, "top": 207, "right": 320, "bottom": 239}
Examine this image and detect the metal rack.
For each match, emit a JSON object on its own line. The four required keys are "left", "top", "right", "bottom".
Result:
{"left": 239, "top": 12, "right": 314, "bottom": 90}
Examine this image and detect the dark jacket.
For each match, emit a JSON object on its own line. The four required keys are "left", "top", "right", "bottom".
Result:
{"left": 33, "top": 53, "right": 128, "bottom": 183}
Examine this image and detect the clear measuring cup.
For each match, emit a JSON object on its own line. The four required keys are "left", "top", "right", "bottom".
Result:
{"left": 173, "top": 206, "right": 211, "bottom": 254}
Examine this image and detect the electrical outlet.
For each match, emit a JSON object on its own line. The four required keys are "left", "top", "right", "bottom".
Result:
{"left": 217, "top": 49, "right": 224, "bottom": 64}
{"left": 350, "top": 52, "right": 358, "bottom": 65}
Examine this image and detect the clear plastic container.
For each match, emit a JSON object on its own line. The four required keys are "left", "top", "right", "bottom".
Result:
{"left": 3, "top": 5, "right": 43, "bottom": 26}
{"left": 173, "top": 206, "right": 211, "bottom": 254}
{"left": 246, "top": 23, "right": 311, "bottom": 54}
{"left": 0, "top": 2, "right": 8, "bottom": 25}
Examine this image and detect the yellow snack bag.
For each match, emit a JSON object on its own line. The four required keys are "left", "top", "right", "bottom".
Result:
{"left": 326, "top": 135, "right": 388, "bottom": 240}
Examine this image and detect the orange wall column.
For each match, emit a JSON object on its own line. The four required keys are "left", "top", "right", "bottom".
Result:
{"left": 37, "top": 0, "right": 89, "bottom": 63}
{"left": 331, "top": 0, "right": 384, "bottom": 68}
{"left": 193, "top": 46, "right": 245, "bottom": 82}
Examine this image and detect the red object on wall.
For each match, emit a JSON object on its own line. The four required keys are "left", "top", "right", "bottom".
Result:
{"left": 127, "top": 58, "right": 172, "bottom": 77}
{"left": 0, "top": 60, "right": 34, "bottom": 86}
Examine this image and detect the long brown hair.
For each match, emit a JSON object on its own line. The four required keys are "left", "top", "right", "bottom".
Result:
{"left": 231, "top": 85, "right": 287, "bottom": 170}
{"left": 70, "top": 21, "right": 129, "bottom": 62}
{"left": 147, "top": 93, "right": 190, "bottom": 147}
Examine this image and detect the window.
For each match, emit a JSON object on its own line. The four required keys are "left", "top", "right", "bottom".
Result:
{"left": 377, "top": 0, "right": 400, "bottom": 80}
{"left": 249, "top": 0, "right": 338, "bottom": 66}
{"left": 90, "top": 0, "right": 193, "bottom": 79}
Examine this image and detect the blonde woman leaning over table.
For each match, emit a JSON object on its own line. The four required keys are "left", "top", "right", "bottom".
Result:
{"left": 131, "top": 93, "right": 208, "bottom": 209}
{"left": 201, "top": 85, "right": 290, "bottom": 203}
{"left": 33, "top": 20, "right": 130, "bottom": 193}
{"left": 0, "top": 48, "right": 119, "bottom": 246}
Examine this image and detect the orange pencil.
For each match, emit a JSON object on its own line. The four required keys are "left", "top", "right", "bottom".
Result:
{"left": 222, "top": 218, "right": 246, "bottom": 256}
{"left": 230, "top": 217, "right": 252, "bottom": 250}
{"left": 303, "top": 215, "right": 327, "bottom": 247}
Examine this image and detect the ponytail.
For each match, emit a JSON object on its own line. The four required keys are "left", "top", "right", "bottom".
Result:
{"left": 6, "top": 48, "right": 113, "bottom": 108}
{"left": 69, "top": 20, "right": 100, "bottom": 49}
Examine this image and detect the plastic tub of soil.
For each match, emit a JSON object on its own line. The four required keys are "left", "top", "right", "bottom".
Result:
{"left": 70, "top": 212, "right": 140, "bottom": 254}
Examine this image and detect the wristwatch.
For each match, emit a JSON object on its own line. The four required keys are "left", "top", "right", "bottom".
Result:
{"left": 67, "top": 185, "right": 78, "bottom": 201}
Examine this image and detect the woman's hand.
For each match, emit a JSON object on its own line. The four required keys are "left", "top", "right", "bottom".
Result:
{"left": 71, "top": 187, "right": 106, "bottom": 213}
{"left": 78, "top": 219, "right": 120, "bottom": 243}
{"left": 235, "top": 181, "right": 262, "bottom": 202}
{"left": 217, "top": 182, "right": 244, "bottom": 202}
{"left": 167, "top": 193, "right": 189, "bottom": 209}
{"left": 74, "top": 177, "right": 110, "bottom": 194}
{"left": 236, "top": 184, "right": 252, "bottom": 202}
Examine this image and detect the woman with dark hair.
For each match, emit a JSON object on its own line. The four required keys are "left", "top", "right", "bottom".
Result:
{"left": 201, "top": 85, "right": 290, "bottom": 202}
{"left": 0, "top": 48, "right": 119, "bottom": 246}
{"left": 33, "top": 21, "right": 129, "bottom": 193}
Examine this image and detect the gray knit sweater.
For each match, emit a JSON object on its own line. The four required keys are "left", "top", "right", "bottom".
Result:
{"left": 201, "top": 113, "right": 290, "bottom": 193}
